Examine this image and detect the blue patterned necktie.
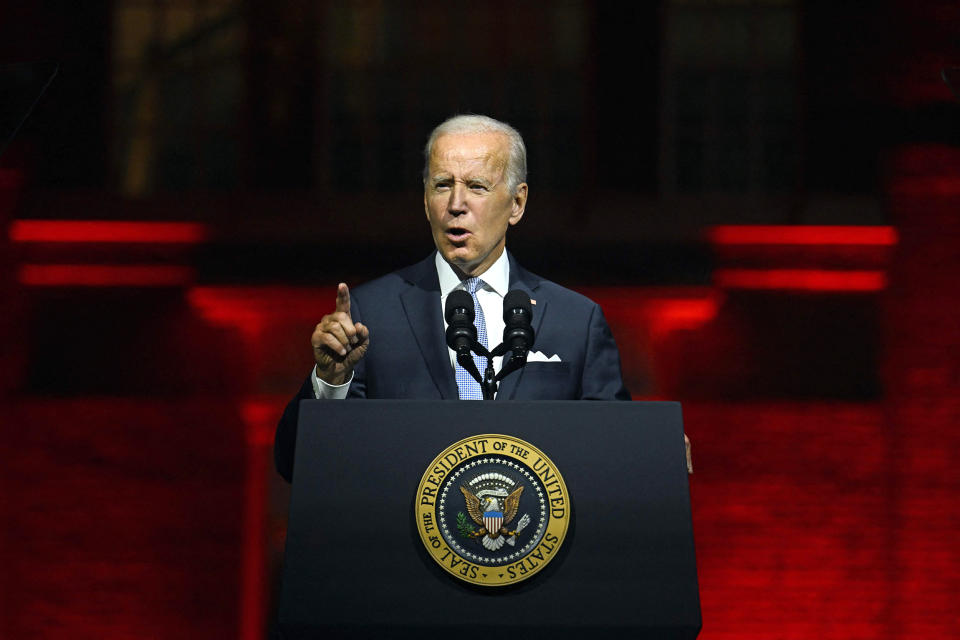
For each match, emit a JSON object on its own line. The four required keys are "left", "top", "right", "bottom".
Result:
{"left": 454, "top": 277, "right": 489, "bottom": 400}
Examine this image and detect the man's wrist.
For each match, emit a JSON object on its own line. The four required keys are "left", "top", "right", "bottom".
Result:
{"left": 316, "top": 366, "right": 351, "bottom": 387}
{"left": 312, "top": 367, "right": 353, "bottom": 400}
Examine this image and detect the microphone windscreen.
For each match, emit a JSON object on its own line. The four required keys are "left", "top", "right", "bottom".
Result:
{"left": 503, "top": 290, "right": 532, "bottom": 319}
{"left": 445, "top": 289, "right": 475, "bottom": 322}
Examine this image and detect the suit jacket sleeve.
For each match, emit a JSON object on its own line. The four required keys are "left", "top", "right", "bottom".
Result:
{"left": 274, "top": 374, "right": 314, "bottom": 483}
{"left": 580, "top": 303, "right": 631, "bottom": 401}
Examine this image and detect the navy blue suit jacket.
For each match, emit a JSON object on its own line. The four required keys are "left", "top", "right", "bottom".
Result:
{"left": 275, "top": 252, "right": 630, "bottom": 481}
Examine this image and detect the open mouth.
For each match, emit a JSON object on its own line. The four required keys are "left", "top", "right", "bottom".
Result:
{"left": 445, "top": 227, "right": 471, "bottom": 242}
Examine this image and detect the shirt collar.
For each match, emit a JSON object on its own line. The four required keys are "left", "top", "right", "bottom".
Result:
{"left": 435, "top": 249, "right": 510, "bottom": 298}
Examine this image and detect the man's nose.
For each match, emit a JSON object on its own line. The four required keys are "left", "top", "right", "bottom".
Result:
{"left": 447, "top": 182, "right": 467, "bottom": 215}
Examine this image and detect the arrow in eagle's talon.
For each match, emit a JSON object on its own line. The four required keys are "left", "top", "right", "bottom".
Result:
{"left": 515, "top": 513, "right": 530, "bottom": 533}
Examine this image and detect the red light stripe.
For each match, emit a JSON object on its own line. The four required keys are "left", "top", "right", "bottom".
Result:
{"left": 708, "top": 225, "right": 898, "bottom": 246}
{"left": 644, "top": 298, "right": 720, "bottom": 336}
{"left": 239, "top": 400, "right": 277, "bottom": 640}
{"left": 715, "top": 269, "right": 887, "bottom": 292}
{"left": 9, "top": 220, "right": 208, "bottom": 244}
{"left": 18, "top": 264, "right": 194, "bottom": 286}
{"left": 648, "top": 298, "right": 719, "bottom": 322}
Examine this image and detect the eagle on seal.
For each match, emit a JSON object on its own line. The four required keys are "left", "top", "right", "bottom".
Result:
{"left": 460, "top": 484, "right": 524, "bottom": 551}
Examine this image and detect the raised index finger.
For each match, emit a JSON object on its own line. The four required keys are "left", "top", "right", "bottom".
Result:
{"left": 335, "top": 282, "right": 351, "bottom": 316}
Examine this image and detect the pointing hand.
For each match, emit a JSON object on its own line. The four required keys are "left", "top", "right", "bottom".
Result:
{"left": 311, "top": 283, "right": 370, "bottom": 385}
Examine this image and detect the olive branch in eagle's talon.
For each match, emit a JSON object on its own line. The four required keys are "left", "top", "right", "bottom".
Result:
{"left": 456, "top": 512, "right": 485, "bottom": 539}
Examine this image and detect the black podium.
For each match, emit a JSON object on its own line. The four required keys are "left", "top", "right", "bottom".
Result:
{"left": 279, "top": 400, "right": 701, "bottom": 639}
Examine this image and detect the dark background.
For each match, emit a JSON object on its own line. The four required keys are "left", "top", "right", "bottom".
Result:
{"left": 2, "top": 1, "right": 958, "bottom": 638}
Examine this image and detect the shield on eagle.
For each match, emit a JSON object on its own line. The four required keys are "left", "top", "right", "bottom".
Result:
{"left": 483, "top": 511, "right": 504, "bottom": 535}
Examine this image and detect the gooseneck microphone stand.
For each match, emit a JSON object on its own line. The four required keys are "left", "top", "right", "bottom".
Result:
{"left": 445, "top": 289, "right": 535, "bottom": 400}
{"left": 455, "top": 341, "right": 529, "bottom": 400}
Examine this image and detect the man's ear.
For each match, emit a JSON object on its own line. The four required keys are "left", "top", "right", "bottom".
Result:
{"left": 509, "top": 183, "right": 528, "bottom": 226}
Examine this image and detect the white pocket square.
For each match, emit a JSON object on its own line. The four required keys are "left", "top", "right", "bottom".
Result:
{"left": 526, "top": 351, "right": 562, "bottom": 363}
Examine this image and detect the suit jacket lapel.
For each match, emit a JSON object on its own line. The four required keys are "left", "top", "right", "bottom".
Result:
{"left": 398, "top": 255, "right": 459, "bottom": 399}
{"left": 495, "top": 253, "right": 545, "bottom": 401}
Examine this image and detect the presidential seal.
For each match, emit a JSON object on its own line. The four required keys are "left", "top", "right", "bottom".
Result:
{"left": 415, "top": 434, "right": 570, "bottom": 587}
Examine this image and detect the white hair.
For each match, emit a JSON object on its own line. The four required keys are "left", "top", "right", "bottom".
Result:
{"left": 422, "top": 114, "right": 528, "bottom": 193}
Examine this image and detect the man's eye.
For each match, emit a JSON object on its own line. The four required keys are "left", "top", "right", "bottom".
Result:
{"left": 469, "top": 183, "right": 488, "bottom": 191}
{"left": 434, "top": 182, "right": 451, "bottom": 190}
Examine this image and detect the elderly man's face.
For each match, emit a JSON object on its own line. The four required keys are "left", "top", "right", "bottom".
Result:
{"left": 424, "top": 132, "right": 527, "bottom": 277}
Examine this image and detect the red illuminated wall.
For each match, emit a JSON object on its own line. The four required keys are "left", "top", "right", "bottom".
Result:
{"left": 4, "top": 203, "right": 957, "bottom": 639}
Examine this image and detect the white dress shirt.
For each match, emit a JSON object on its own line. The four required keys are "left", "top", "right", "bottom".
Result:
{"left": 313, "top": 250, "right": 510, "bottom": 399}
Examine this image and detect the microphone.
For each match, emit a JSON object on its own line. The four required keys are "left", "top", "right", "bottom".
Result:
{"left": 445, "top": 289, "right": 487, "bottom": 392}
{"left": 502, "top": 290, "right": 535, "bottom": 359}
{"left": 444, "top": 289, "right": 477, "bottom": 357}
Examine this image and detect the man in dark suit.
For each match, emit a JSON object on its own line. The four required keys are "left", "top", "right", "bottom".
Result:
{"left": 275, "top": 115, "right": 631, "bottom": 482}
